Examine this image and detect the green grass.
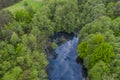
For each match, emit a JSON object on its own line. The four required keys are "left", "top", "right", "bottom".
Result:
{"left": 4, "top": 0, "right": 43, "bottom": 13}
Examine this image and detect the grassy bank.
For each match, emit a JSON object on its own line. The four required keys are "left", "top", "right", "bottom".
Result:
{"left": 4, "top": 0, "right": 43, "bottom": 13}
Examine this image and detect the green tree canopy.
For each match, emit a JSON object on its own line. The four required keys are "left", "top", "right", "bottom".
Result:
{"left": 91, "top": 43, "right": 115, "bottom": 67}
{"left": 53, "top": 0, "right": 80, "bottom": 32}
{"left": 89, "top": 61, "right": 111, "bottom": 80}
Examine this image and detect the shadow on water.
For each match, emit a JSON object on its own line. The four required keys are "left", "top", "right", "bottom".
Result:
{"left": 47, "top": 32, "right": 83, "bottom": 80}
{"left": 49, "top": 31, "right": 76, "bottom": 46}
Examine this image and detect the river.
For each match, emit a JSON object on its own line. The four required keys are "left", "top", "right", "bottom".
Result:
{"left": 48, "top": 36, "right": 83, "bottom": 80}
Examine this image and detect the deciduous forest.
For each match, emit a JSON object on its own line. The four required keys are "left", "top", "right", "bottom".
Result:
{"left": 0, "top": 0, "right": 120, "bottom": 80}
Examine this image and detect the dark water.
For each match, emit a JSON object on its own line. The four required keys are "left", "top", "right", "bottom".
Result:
{"left": 48, "top": 37, "right": 82, "bottom": 80}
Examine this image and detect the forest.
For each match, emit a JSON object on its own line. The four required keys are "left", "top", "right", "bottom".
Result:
{"left": 0, "top": 0, "right": 120, "bottom": 80}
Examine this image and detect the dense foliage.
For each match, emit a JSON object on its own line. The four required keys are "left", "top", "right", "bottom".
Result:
{"left": 0, "top": 2, "right": 48, "bottom": 80}
{"left": 1, "top": 0, "right": 120, "bottom": 80}
{"left": 77, "top": 0, "right": 120, "bottom": 80}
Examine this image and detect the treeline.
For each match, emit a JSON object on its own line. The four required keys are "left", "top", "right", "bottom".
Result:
{"left": 0, "top": 0, "right": 21, "bottom": 9}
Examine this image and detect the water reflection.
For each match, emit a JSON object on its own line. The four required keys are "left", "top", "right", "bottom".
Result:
{"left": 48, "top": 37, "right": 82, "bottom": 80}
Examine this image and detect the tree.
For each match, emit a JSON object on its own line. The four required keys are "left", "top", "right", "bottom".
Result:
{"left": 111, "top": 37, "right": 120, "bottom": 54}
{"left": 110, "top": 54, "right": 120, "bottom": 80}
{"left": 0, "top": 10, "right": 14, "bottom": 28}
{"left": 53, "top": 0, "right": 80, "bottom": 32}
{"left": 77, "top": 42, "right": 90, "bottom": 58}
{"left": 77, "top": 33, "right": 105, "bottom": 69}
{"left": 1, "top": 21, "right": 26, "bottom": 41}
{"left": 79, "top": 16, "right": 112, "bottom": 39}
{"left": 10, "top": 32, "right": 19, "bottom": 45}
{"left": 82, "top": 33, "right": 105, "bottom": 44}
{"left": 93, "top": 33, "right": 105, "bottom": 44}
{"left": 111, "top": 17, "right": 120, "bottom": 36}
{"left": 114, "top": 1, "right": 120, "bottom": 17}
{"left": 90, "top": 43, "right": 115, "bottom": 67}
{"left": 104, "top": 30, "right": 115, "bottom": 43}
{"left": 19, "top": 52, "right": 48, "bottom": 80}
{"left": 32, "top": 7, "right": 54, "bottom": 36}
{"left": 80, "top": 0, "right": 106, "bottom": 25}
{"left": 89, "top": 61, "right": 111, "bottom": 80}
{"left": 32, "top": 0, "right": 80, "bottom": 33}
{"left": 21, "top": 34, "right": 37, "bottom": 51}
{"left": 2, "top": 66, "right": 23, "bottom": 80}
{"left": 14, "top": 9, "right": 32, "bottom": 23}
{"left": 106, "top": 2, "right": 115, "bottom": 19}
{"left": 45, "top": 0, "right": 80, "bottom": 32}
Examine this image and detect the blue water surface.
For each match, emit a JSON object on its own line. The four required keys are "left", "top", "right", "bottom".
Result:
{"left": 49, "top": 37, "right": 82, "bottom": 80}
